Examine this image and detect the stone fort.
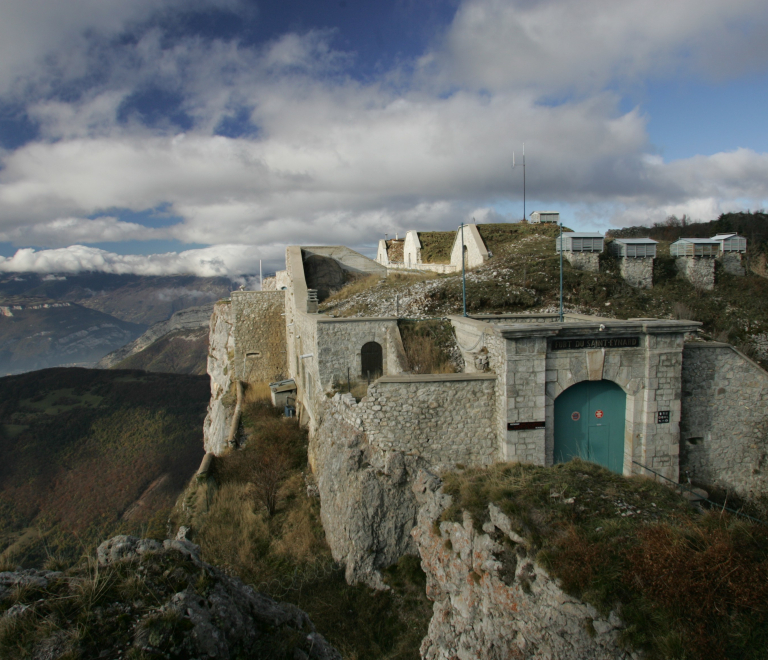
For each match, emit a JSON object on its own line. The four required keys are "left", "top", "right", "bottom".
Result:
{"left": 204, "top": 227, "right": 766, "bottom": 497}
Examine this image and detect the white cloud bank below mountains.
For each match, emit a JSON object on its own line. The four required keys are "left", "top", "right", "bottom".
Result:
{"left": 0, "top": 244, "right": 276, "bottom": 278}
{"left": 0, "top": 0, "right": 767, "bottom": 277}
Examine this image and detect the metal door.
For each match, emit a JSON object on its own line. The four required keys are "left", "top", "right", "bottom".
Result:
{"left": 554, "top": 380, "right": 625, "bottom": 473}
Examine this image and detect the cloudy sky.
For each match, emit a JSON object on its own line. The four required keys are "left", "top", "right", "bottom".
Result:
{"left": 1, "top": 0, "right": 767, "bottom": 276}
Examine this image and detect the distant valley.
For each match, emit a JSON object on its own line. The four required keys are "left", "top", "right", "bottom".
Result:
{"left": 0, "top": 273, "right": 235, "bottom": 375}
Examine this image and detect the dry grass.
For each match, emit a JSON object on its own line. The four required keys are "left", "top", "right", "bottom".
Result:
{"left": 322, "top": 275, "right": 382, "bottom": 306}
{"left": 319, "top": 271, "right": 440, "bottom": 315}
{"left": 403, "top": 334, "right": 455, "bottom": 374}
{"left": 329, "top": 379, "right": 370, "bottom": 401}
{"left": 244, "top": 381, "right": 272, "bottom": 404}
{"left": 399, "top": 320, "right": 459, "bottom": 374}
{"left": 418, "top": 231, "right": 455, "bottom": 264}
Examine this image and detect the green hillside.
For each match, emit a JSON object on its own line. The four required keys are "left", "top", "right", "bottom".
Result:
{"left": 0, "top": 368, "right": 209, "bottom": 566}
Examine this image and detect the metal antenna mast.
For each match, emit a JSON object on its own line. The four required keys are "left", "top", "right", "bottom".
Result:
{"left": 513, "top": 143, "right": 526, "bottom": 221}
{"left": 460, "top": 222, "right": 467, "bottom": 317}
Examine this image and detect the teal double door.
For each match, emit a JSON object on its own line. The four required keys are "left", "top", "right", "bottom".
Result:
{"left": 553, "top": 380, "right": 626, "bottom": 474}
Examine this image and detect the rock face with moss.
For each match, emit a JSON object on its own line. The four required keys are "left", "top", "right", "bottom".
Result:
{"left": 411, "top": 471, "right": 638, "bottom": 660}
{"left": 0, "top": 535, "right": 341, "bottom": 660}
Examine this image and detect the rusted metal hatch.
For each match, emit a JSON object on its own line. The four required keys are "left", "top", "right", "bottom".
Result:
{"left": 361, "top": 341, "right": 383, "bottom": 378}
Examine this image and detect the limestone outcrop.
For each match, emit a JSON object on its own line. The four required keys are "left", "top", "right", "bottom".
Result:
{"left": 412, "top": 472, "right": 640, "bottom": 660}
{"left": 311, "top": 394, "right": 426, "bottom": 588}
{"left": 1, "top": 535, "right": 341, "bottom": 660}
{"left": 203, "top": 300, "right": 236, "bottom": 454}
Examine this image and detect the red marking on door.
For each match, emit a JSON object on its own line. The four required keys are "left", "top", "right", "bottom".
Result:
{"left": 571, "top": 411, "right": 580, "bottom": 421}
{"left": 595, "top": 410, "right": 604, "bottom": 419}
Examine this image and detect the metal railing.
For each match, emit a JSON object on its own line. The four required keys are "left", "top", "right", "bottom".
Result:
{"left": 632, "top": 460, "right": 766, "bottom": 526}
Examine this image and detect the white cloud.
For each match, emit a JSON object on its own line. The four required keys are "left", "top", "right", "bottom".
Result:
{"left": 0, "top": 244, "right": 278, "bottom": 277}
{"left": 0, "top": 0, "right": 767, "bottom": 275}
{"left": 0, "top": 216, "right": 166, "bottom": 247}
{"left": 0, "top": 0, "right": 241, "bottom": 93}
{"left": 432, "top": 0, "right": 768, "bottom": 93}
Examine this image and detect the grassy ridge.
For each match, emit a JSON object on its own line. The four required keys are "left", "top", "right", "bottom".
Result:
{"left": 0, "top": 368, "right": 209, "bottom": 565}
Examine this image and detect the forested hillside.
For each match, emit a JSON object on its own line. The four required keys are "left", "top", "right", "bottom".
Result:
{"left": 0, "top": 368, "right": 209, "bottom": 566}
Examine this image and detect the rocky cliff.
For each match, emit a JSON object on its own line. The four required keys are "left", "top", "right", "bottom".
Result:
{"left": 411, "top": 471, "right": 638, "bottom": 660}
{"left": 311, "top": 393, "right": 426, "bottom": 588}
{"left": 203, "top": 300, "right": 236, "bottom": 454}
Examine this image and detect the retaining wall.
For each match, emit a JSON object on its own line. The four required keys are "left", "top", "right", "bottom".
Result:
{"left": 564, "top": 252, "right": 600, "bottom": 273}
{"left": 327, "top": 374, "right": 498, "bottom": 469}
{"left": 720, "top": 253, "right": 746, "bottom": 276}
{"left": 680, "top": 342, "right": 768, "bottom": 500}
{"left": 676, "top": 257, "right": 715, "bottom": 290}
{"left": 619, "top": 257, "right": 653, "bottom": 288}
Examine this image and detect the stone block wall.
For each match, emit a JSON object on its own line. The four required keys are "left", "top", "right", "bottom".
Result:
{"left": 231, "top": 291, "right": 287, "bottom": 384}
{"left": 504, "top": 336, "right": 548, "bottom": 465}
{"left": 564, "top": 252, "right": 600, "bottom": 273}
{"left": 680, "top": 342, "right": 768, "bottom": 500}
{"left": 328, "top": 374, "right": 498, "bottom": 469}
{"left": 315, "top": 318, "right": 407, "bottom": 388}
{"left": 719, "top": 253, "right": 746, "bottom": 276}
{"left": 676, "top": 257, "right": 715, "bottom": 290}
{"left": 619, "top": 257, "right": 653, "bottom": 288}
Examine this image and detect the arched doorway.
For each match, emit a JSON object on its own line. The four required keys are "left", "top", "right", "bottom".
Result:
{"left": 554, "top": 380, "right": 626, "bottom": 473}
{"left": 361, "top": 342, "right": 383, "bottom": 379}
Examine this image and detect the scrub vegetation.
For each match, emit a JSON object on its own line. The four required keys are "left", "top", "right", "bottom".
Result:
{"left": 171, "top": 390, "right": 433, "bottom": 660}
{"left": 440, "top": 460, "right": 768, "bottom": 660}
{"left": 398, "top": 319, "right": 459, "bottom": 374}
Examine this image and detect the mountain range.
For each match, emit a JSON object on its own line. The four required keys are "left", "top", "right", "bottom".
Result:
{"left": 0, "top": 273, "right": 234, "bottom": 375}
